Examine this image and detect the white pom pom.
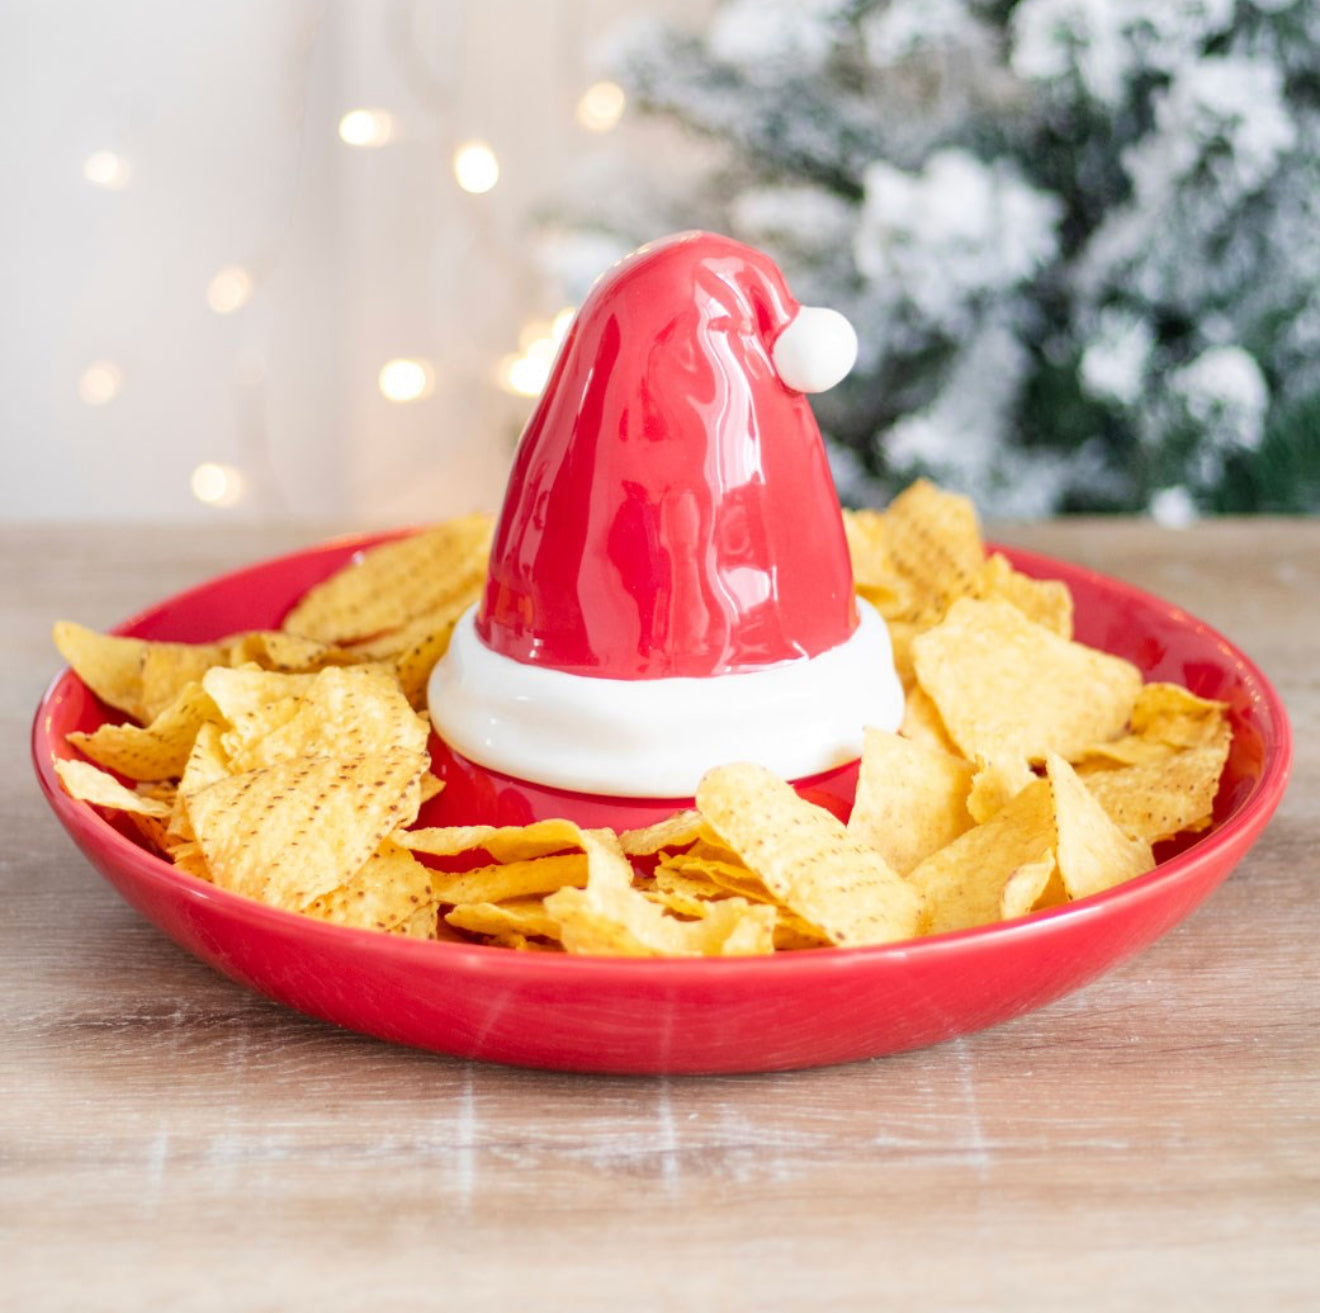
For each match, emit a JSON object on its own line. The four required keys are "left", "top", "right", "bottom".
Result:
{"left": 771, "top": 306, "right": 858, "bottom": 393}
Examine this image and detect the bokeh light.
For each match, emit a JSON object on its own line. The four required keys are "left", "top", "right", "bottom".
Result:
{"left": 453, "top": 141, "right": 500, "bottom": 194}
{"left": 78, "top": 362, "right": 123, "bottom": 405}
{"left": 190, "top": 462, "right": 244, "bottom": 507}
{"left": 206, "top": 266, "right": 254, "bottom": 315}
{"left": 576, "top": 81, "right": 626, "bottom": 133}
{"left": 338, "top": 108, "right": 395, "bottom": 148}
{"left": 83, "top": 151, "right": 131, "bottom": 190}
{"left": 378, "top": 358, "right": 435, "bottom": 402}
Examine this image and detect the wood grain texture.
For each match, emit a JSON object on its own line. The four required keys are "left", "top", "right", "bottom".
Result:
{"left": 3, "top": 520, "right": 1317, "bottom": 1313}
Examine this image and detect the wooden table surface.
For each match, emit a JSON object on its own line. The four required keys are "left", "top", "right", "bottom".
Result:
{"left": 4, "top": 520, "right": 1317, "bottom": 1312}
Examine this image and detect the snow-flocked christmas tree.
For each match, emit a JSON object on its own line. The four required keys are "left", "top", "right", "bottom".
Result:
{"left": 552, "top": 0, "right": 1320, "bottom": 517}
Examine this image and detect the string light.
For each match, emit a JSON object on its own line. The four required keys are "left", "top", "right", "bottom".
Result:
{"left": 206, "top": 266, "right": 254, "bottom": 315}
{"left": 191, "top": 462, "right": 244, "bottom": 507}
{"left": 498, "top": 310, "right": 575, "bottom": 398}
{"left": 453, "top": 141, "right": 499, "bottom": 194}
{"left": 338, "top": 108, "right": 395, "bottom": 148}
{"left": 78, "top": 362, "right": 123, "bottom": 405}
{"left": 378, "top": 358, "right": 434, "bottom": 402}
{"left": 83, "top": 151, "right": 131, "bottom": 191}
{"left": 576, "top": 81, "right": 626, "bottom": 133}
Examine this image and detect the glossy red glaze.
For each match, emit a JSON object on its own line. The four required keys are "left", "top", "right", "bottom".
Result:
{"left": 478, "top": 232, "right": 858, "bottom": 678}
{"left": 32, "top": 531, "right": 1291, "bottom": 1074}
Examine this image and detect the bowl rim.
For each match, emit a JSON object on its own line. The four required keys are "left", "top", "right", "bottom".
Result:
{"left": 31, "top": 529, "right": 1294, "bottom": 983}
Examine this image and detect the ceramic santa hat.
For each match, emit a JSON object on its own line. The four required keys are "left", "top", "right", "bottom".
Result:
{"left": 430, "top": 231, "right": 902, "bottom": 797}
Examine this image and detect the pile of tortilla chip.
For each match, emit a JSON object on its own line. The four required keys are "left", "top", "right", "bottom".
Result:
{"left": 51, "top": 481, "right": 1232, "bottom": 955}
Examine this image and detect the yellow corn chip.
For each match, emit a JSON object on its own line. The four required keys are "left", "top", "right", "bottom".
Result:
{"left": 848, "top": 728, "right": 973, "bottom": 875}
{"left": 901, "top": 685, "right": 960, "bottom": 757}
{"left": 68, "top": 682, "right": 220, "bottom": 782}
{"left": 696, "top": 762, "right": 921, "bottom": 947}
{"left": 1000, "top": 850, "right": 1058, "bottom": 922}
{"left": 647, "top": 867, "right": 724, "bottom": 917}
{"left": 579, "top": 827, "right": 636, "bottom": 889}
{"left": 842, "top": 508, "right": 913, "bottom": 619}
{"left": 1084, "top": 742, "right": 1229, "bottom": 846}
{"left": 54, "top": 758, "right": 172, "bottom": 818}
{"left": 304, "top": 840, "right": 436, "bottom": 932}
{"left": 139, "top": 642, "right": 230, "bottom": 723}
{"left": 202, "top": 666, "right": 315, "bottom": 754}
{"left": 967, "top": 754, "right": 1035, "bottom": 824}
{"left": 445, "top": 898, "right": 563, "bottom": 941}
{"left": 187, "top": 748, "right": 424, "bottom": 910}
{"left": 913, "top": 597, "right": 1142, "bottom": 763}
{"left": 909, "top": 779, "right": 1055, "bottom": 936}
{"left": 432, "top": 853, "right": 589, "bottom": 904}
{"left": 398, "top": 818, "right": 586, "bottom": 863}
{"left": 882, "top": 480, "right": 984, "bottom": 620}
{"left": 970, "top": 553, "right": 1073, "bottom": 638}
{"left": 887, "top": 619, "right": 921, "bottom": 690}
{"left": 172, "top": 722, "right": 231, "bottom": 832}
{"left": 1071, "top": 734, "right": 1178, "bottom": 772}
{"left": 618, "top": 810, "right": 704, "bottom": 857}
{"left": 1131, "top": 683, "right": 1231, "bottom": 750}
{"left": 281, "top": 514, "right": 492, "bottom": 644}
{"left": 169, "top": 840, "right": 213, "bottom": 882}
{"left": 223, "top": 666, "right": 429, "bottom": 773}
{"left": 419, "top": 771, "right": 445, "bottom": 803}
{"left": 53, "top": 622, "right": 149, "bottom": 722}
{"left": 657, "top": 851, "right": 771, "bottom": 902}
{"left": 388, "top": 599, "right": 475, "bottom": 709}
{"left": 546, "top": 881, "right": 775, "bottom": 956}
{"left": 390, "top": 903, "right": 441, "bottom": 939}
{"left": 1046, "top": 754, "right": 1154, "bottom": 901}
{"left": 222, "top": 630, "right": 355, "bottom": 673}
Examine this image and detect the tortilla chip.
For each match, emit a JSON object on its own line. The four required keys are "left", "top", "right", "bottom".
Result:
{"left": 970, "top": 553, "right": 1073, "bottom": 638}
{"left": 909, "top": 779, "right": 1056, "bottom": 936}
{"left": 68, "top": 682, "right": 220, "bottom": 782}
{"left": 696, "top": 762, "right": 921, "bottom": 947}
{"left": 618, "top": 810, "right": 704, "bottom": 857}
{"left": 139, "top": 642, "right": 230, "bottom": 723}
{"left": 201, "top": 667, "right": 315, "bottom": 757}
{"left": 445, "top": 898, "right": 563, "bottom": 941}
{"left": 221, "top": 666, "right": 429, "bottom": 773}
{"left": 1084, "top": 742, "right": 1230, "bottom": 845}
{"left": 281, "top": 514, "right": 492, "bottom": 644}
{"left": 546, "top": 881, "right": 775, "bottom": 956}
{"left": 53, "top": 622, "right": 148, "bottom": 721}
{"left": 848, "top": 728, "right": 973, "bottom": 875}
{"left": 1000, "top": 850, "right": 1058, "bottom": 922}
{"left": 1131, "top": 683, "right": 1231, "bottom": 750}
{"left": 223, "top": 630, "right": 355, "bottom": 674}
{"left": 882, "top": 480, "right": 984, "bottom": 621}
{"left": 398, "top": 818, "right": 586, "bottom": 863}
{"left": 1046, "top": 754, "right": 1154, "bottom": 901}
{"left": 912, "top": 597, "right": 1142, "bottom": 763}
{"left": 54, "top": 758, "right": 172, "bottom": 818}
{"left": 842, "top": 509, "right": 913, "bottom": 619}
{"left": 432, "top": 854, "right": 589, "bottom": 904}
{"left": 901, "top": 685, "right": 960, "bottom": 757}
{"left": 967, "top": 754, "right": 1036, "bottom": 824}
{"left": 187, "top": 749, "right": 424, "bottom": 910}
{"left": 304, "top": 840, "right": 437, "bottom": 932}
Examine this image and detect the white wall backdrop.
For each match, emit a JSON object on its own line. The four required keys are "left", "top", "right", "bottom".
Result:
{"left": 0, "top": 0, "right": 711, "bottom": 524}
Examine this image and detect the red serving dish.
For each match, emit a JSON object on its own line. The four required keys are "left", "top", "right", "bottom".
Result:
{"left": 31, "top": 532, "right": 1291, "bottom": 1074}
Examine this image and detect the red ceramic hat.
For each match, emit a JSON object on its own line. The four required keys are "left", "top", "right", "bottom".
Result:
{"left": 429, "top": 231, "right": 902, "bottom": 799}
{"left": 479, "top": 230, "right": 857, "bottom": 678}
